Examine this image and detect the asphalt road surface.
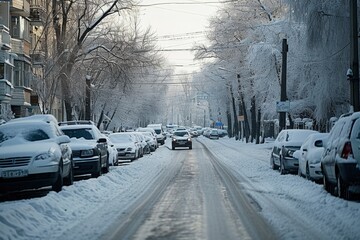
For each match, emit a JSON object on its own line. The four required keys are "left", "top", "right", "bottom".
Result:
{"left": 107, "top": 140, "right": 278, "bottom": 240}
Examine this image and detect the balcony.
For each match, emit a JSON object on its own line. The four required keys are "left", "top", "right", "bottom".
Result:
{"left": 29, "top": 6, "right": 45, "bottom": 26}
{"left": 10, "top": 85, "right": 32, "bottom": 107}
{"left": 10, "top": 0, "right": 30, "bottom": 17}
{"left": 0, "top": 25, "right": 11, "bottom": 50}
{"left": 11, "top": 38, "right": 31, "bottom": 57}
{"left": 0, "top": 80, "right": 14, "bottom": 103}
{"left": 30, "top": 50, "right": 45, "bottom": 66}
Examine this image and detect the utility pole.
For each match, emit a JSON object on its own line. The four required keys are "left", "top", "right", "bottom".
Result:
{"left": 279, "top": 39, "right": 288, "bottom": 130}
{"left": 350, "top": 0, "right": 360, "bottom": 111}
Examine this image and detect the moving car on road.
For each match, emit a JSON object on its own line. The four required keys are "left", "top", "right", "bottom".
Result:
{"left": 171, "top": 130, "right": 192, "bottom": 150}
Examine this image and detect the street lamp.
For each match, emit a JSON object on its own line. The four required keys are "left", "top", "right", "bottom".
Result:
{"left": 85, "top": 75, "right": 91, "bottom": 120}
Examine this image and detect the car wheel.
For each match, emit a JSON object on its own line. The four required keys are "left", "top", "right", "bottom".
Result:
{"left": 91, "top": 158, "right": 102, "bottom": 178}
{"left": 270, "top": 155, "right": 279, "bottom": 170}
{"left": 297, "top": 165, "right": 302, "bottom": 177}
{"left": 323, "top": 170, "right": 332, "bottom": 193}
{"left": 64, "top": 163, "right": 74, "bottom": 186}
{"left": 336, "top": 173, "right": 350, "bottom": 199}
{"left": 189, "top": 145, "right": 192, "bottom": 149}
{"left": 103, "top": 158, "right": 109, "bottom": 174}
{"left": 172, "top": 145, "right": 175, "bottom": 150}
{"left": 52, "top": 166, "right": 63, "bottom": 192}
{"left": 305, "top": 164, "right": 311, "bottom": 181}
{"left": 280, "top": 157, "right": 286, "bottom": 175}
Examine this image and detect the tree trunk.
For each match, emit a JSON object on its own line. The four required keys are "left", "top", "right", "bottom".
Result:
{"left": 242, "top": 95, "right": 250, "bottom": 143}
{"left": 226, "top": 107, "right": 232, "bottom": 138}
{"left": 256, "top": 108, "right": 261, "bottom": 144}
{"left": 251, "top": 96, "right": 256, "bottom": 142}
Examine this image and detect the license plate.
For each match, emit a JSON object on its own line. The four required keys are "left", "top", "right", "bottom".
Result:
{"left": 2, "top": 170, "right": 28, "bottom": 178}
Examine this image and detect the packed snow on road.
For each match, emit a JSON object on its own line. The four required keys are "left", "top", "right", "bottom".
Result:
{"left": 0, "top": 137, "right": 359, "bottom": 240}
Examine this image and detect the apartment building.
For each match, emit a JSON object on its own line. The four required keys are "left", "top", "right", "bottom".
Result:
{"left": 0, "top": 0, "right": 57, "bottom": 120}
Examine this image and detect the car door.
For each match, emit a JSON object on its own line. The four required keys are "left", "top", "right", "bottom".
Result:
{"left": 350, "top": 117, "right": 360, "bottom": 168}
{"left": 325, "top": 121, "right": 345, "bottom": 181}
{"left": 272, "top": 131, "right": 285, "bottom": 165}
{"left": 93, "top": 127, "right": 108, "bottom": 165}
{"left": 299, "top": 136, "right": 311, "bottom": 174}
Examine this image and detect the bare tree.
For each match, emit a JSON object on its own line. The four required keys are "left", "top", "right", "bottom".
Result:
{"left": 51, "top": 0, "right": 135, "bottom": 120}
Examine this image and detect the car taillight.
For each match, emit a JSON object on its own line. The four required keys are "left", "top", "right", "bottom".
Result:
{"left": 341, "top": 142, "right": 352, "bottom": 159}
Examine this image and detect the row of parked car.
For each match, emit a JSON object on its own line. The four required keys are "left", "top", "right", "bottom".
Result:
{"left": 0, "top": 115, "right": 163, "bottom": 194}
{"left": 270, "top": 112, "right": 360, "bottom": 200}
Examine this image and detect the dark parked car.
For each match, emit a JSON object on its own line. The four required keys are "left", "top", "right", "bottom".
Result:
{"left": 321, "top": 112, "right": 360, "bottom": 199}
{"left": 270, "top": 129, "right": 318, "bottom": 174}
{"left": 59, "top": 123, "right": 109, "bottom": 178}
{"left": 172, "top": 130, "right": 192, "bottom": 150}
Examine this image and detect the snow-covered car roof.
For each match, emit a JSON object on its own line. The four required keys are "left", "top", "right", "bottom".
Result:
{"left": 0, "top": 120, "right": 60, "bottom": 145}
{"left": 109, "top": 132, "right": 136, "bottom": 142}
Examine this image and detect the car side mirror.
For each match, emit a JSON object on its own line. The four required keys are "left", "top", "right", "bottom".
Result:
{"left": 293, "top": 150, "right": 300, "bottom": 159}
{"left": 58, "top": 135, "right": 71, "bottom": 144}
{"left": 98, "top": 138, "right": 107, "bottom": 143}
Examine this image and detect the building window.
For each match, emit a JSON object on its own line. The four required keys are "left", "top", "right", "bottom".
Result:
{"left": 0, "top": 62, "right": 13, "bottom": 82}
{"left": 23, "top": 18, "right": 30, "bottom": 42}
{"left": 24, "top": 63, "right": 31, "bottom": 88}
{"left": 14, "top": 60, "right": 23, "bottom": 86}
{"left": 11, "top": 16, "right": 20, "bottom": 38}
{"left": 0, "top": 63, "right": 4, "bottom": 79}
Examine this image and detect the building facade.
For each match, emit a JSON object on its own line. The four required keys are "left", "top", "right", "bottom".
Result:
{"left": 0, "top": 0, "right": 63, "bottom": 121}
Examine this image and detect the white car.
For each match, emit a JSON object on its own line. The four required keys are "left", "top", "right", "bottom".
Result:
{"left": 295, "top": 133, "right": 329, "bottom": 181}
{"left": 105, "top": 137, "right": 119, "bottom": 166}
{"left": 171, "top": 130, "right": 192, "bottom": 150}
{"left": 132, "top": 132, "right": 150, "bottom": 155}
{"left": 109, "top": 133, "right": 140, "bottom": 161}
{"left": 270, "top": 129, "right": 318, "bottom": 174}
{"left": 0, "top": 120, "right": 73, "bottom": 193}
{"left": 147, "top": 124, "right": 166, "bottom": 145}
{"left": 140, "top": 131, "right": 157, "bottom": 152}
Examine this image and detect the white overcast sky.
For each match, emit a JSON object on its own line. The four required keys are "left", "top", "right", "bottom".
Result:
{"left": 138, "top": 0, "right": 222, "bottom": 73}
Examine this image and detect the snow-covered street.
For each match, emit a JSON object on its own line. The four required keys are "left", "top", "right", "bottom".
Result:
{"left": 0, "top": 137, "right": 359, "bottom": 240}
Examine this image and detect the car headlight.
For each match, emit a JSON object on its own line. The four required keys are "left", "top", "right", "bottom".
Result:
{"left": 34, "top": 147, "right": 56, "bottom": 161}
{"left": 172, "top": 138, "right": 176, "bottom": 142}
{"left": 81, "top": 149, "right": 95, "bottom": 157}
{"left": 287, "top": 149, "right": 295, "bottom": 157}
{"left": 187, "top": 138, "right": 191, "bottom": 142}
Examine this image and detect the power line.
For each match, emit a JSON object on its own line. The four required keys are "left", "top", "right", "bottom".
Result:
{"left": 137, "top": 1, "right": 236, "bottom": 7}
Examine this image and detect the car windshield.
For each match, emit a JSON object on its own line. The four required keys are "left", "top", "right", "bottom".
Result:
{"left": 154, "top": 129, "right": 161, "bottom": 134}
{"left": 62, "top": 128, "right": 94, "bottom": 140}
{"left": 174, "top": 131, "right": 189, "bottom": 137}
{"left": 109, "top": 134, "right": 132, "bottom": 143}
{"left": 286, "top": 131, "right": 316, "bottom": 142}
{"left": 0, "top": 127, "right": 50, "bottom": 143}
